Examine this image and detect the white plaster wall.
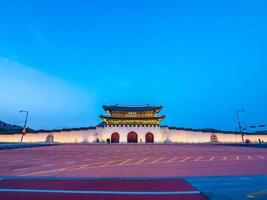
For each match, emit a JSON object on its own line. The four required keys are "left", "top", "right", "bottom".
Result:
{"left": 216, "top": 133, "right": 243, "bottom": 143}
{"left": 243, "top": 134, "right": 267, "bottom": 143}
{"left": 0, "top": 129, "right": 98, "bottom": 143}
{"left": 166, "top": 129, "right": 245, "bottom": 143}
{"left": 0, "top": 127, "right": 267, "bottom": 144}
{"left": 166, "top": 130, "right": 212, "bottom": 143}
{"left": 52, "top": 130, "right": 98, "bottom": 143}
{"left": 0, "top": 134, "right": 22, "bottom": 142}
{"left": 165, "top": 129, "right": 267, "bottom": 143}
{"left": 97, "top": 125, "right": 163, "bottom": 143}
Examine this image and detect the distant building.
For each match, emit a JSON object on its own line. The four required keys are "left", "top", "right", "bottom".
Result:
{"left": 98, "top": 105, "right": 165, "bottom": 143}
{"left": 1, "top": 105, "right": 267, "bottom": 143}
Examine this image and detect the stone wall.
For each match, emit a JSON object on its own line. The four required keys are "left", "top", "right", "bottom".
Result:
{"left": 0, "top": 126, "right": 266, "bottom": 143}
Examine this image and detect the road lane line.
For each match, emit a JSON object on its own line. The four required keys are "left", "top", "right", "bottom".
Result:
{"left": 11, "top": 160, "right": 23, "bottom": 163}
{"left": 13, "top": 168, "right": 28, "bottom": 171}
{"left": 118, "top": 159, "right": 132, "bottom": 166}
{"left": 209, "top": 156, "right": 215, "bottom": 161}
{"left": 42, "top": 164, "right": 55, "bottom": 167}
{"left": 66, "top": 161, "right": 76, "bottom": 164}
{"left": 166, "top": 157, "right": 178, "bottom": 163}
{"left": 150, "top": 157, "right": 164, "bottom": 164}
{"left": 179, "top": 157, "right": 191, "bottom": 162}
{"left": 99, "top": 161, "right": 115, "bottom": 167}
{"left": 135, "top": 158, "right": 149, "bottom": 164}
{"left": 193, "top": 157, "right": 202, "bottom": 162}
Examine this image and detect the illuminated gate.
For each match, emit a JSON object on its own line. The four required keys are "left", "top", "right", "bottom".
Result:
{"left": 145, "top": 132, "right": 154, "bottom": 143}
{"left": 111, "top": 132, "right": 120, "bottom": 143}
{"left": 127, "top": 132, "right": 138, "bottom": 143}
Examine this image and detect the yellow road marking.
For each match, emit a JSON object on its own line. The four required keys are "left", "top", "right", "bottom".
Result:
{"left": 151, "top": 157, "right": 164, "bottom": 164}
{"left": 76, "top": 164, "right": 91, "bottom": 170}
{"left": 209, "top": 156, "right": 215, "bottom": 161}
{"left": 135, "top": 157, "right": 149, "bottom": 164}
{"left": 20, "top": 160, "right": 114, "bottom": 176}
{"left": 118, "top": 159, "right": 132, "bottom": 166}
{"left": 179, "top": 157, "right": 191, "bottom": 162}
{"left": 99, "top": 161, "right": 115, "bottom": 167}
{"left": 193, "top": 157, "right": 202, "bottom": 162}
{"left": 166, "top": 157, "right": 178, "bottom": 163}
{"left": 20, "top": 153, "right": 262, "bottom": 177}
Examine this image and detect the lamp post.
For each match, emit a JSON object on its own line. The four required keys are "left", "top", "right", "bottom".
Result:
{"left": 236, "top": 109, "right": 245, "bottom": 143}
{"left": 19, "top": 110, "right": 29, "bottom": 142}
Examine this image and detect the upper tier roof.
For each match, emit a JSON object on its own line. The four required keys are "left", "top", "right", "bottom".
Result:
{"left": 103, "top": 104, "right": 163, "bottom": 112}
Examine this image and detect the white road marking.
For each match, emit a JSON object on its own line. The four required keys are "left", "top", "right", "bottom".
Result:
{"left": 66, "top": 161, "right": 76, "bottom": 164}
{"left": 179, "top": 157, "right": 191, "bottom": 162}
{"left": 209, "top": 157, "right": 215, "bottom": 161}
{"left": 136, "top": 157, "right": 149, "bottom": 164}
{"left": 100, "top": 161, "right": 115, "bottom": 167}
{"left": 13, "top": 168, "right": 28, "bottom": 171}
{"left": 118, "top": 159, "right": 132, "bottom": 165}
{"left": 166, "top": 157, "right": 178, "bottom": 163}
{"left": 10, "top": 160, "right": 23, "bottom": 163}
{"left": 0, "top": 188, "right": 200, "bottom": 195}
{"left": 42, "top": 164, "right": 55, "bottom": 167}
{"left": 151, "top": 157, "right": 164, "bottom": 164}
{"left": 193, "top": 157, "right": 202, "bottom": 162}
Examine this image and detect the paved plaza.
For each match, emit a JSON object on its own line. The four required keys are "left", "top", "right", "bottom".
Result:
{"left": 1, "top": 144, "right": 267, "bottom": 199}
{"left": 0, "top": 144, "right": 267, "bottom": 177}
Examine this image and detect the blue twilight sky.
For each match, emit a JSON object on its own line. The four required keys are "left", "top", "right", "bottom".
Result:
{"left": 0, "top": 0, "right": 266, "bottom": 131}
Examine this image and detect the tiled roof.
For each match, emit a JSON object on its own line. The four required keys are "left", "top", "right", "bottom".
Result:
{"left": 100, "top": 115, "right": 165, "bottom": 120}
{"left": 103, "top": 104, "right": 163, "bottom": 112}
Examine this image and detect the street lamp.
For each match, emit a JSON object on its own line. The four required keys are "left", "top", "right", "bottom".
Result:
{"left": 19, "top": 110, "right": 29, "bottom": 142}
{"left": 236, "top": 109, "right": 245, "bottom": 143}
